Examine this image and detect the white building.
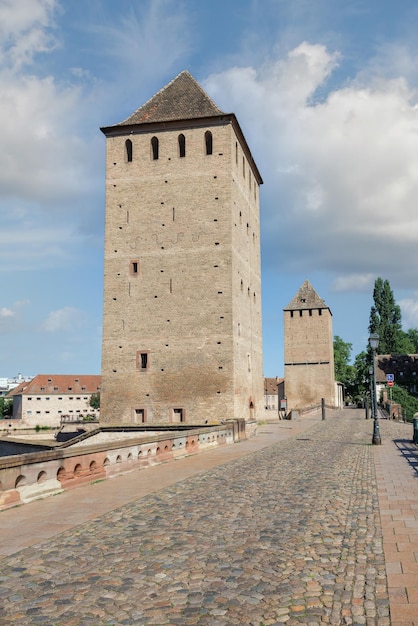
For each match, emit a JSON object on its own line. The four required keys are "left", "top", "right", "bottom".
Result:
{"left": 7, "top": 375, "right": 101, "bottom": 428}
{"left": 0, "top": 374, "right": 33, "bottom": 397}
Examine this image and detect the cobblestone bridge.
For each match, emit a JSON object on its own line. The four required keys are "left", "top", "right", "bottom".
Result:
{"left": 0, "top": 409, "right": 416, "bottom": 625}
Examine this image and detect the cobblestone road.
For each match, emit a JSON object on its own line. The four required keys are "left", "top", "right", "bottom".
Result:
{"left": 0, "top": 411, "right": 392, "bottom": 625}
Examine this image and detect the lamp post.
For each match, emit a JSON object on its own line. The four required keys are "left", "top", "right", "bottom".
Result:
{"left": 366, "top": 365, "right": 374, "bottom": 419}
{"left": 369, "top": 332, "right": 381, "bottom": 445}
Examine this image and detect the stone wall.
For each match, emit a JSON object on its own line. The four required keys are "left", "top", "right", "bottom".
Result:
{"left": 284, "top": 308, "right": 337, "bottom": 409}
{"left": 101, "top": 118, "right": 264, "bottom": 424}
{"left": 0, "top": 422, "right": 252, "bottom": 510}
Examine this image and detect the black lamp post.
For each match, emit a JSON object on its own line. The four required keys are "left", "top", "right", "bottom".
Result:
{"left": 369, "top": 332, "right": 381, "bottom": 445}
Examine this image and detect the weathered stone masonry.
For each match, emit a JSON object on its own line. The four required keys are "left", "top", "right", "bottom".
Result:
{"left": 100, "top": 71, "right": 264, "bottom": 425}
{"left": 284, "top": 280, "right": 337, "bottom": 409}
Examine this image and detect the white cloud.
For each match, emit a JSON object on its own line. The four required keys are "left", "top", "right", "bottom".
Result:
{"left": 42, "top": 307, "right": 85, "bottom": 333}
{"left": 0, "top": 0, "right": 57, "bottom": 70}
{"left": 203, "top": 43, "right": 418, "bottom": 291}
{"left": 0, "top": 0, "right": 104, "bottom": 272}
{"left": 0, "top": 300, "right": 28, "bottom": 333}
{"left": 331, "top": 274, "right": 374, "bottom": 293}
{"left": 0, "top": 224, "right": 78, "bottom": 271}
{"left": 91, "top": 0, "right": 191, "bottom": 86}
{"left": 399, "top": 297, "right": 418, "bottom": 330}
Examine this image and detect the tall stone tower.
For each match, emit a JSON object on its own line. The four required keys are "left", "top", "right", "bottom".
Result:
{"left": 100, "top": 71, "right": 264, "bottom": 425}
{"left": 283, "top": 280, "right": 336, "bottom": 409}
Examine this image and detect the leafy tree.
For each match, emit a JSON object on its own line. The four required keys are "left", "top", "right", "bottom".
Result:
{"left": 351, "top": 351, "right": 371, "bottom": 404}
{"left": 334, "top": 336, "right": 353, "bottom": 383}
{"left": 388, "top": 385, "right": 418, "bottom": 422}
{"left": 0, "top": 397, "right": 12, "bottom": 418}
{"left": 404, "top": 328, "right": 418, "bottom": 353}
{"left": 89, "top": 392, "right": 100, "bottom": 410}
{"left": 368, "top": 278, "right": 404, "bottom": 354}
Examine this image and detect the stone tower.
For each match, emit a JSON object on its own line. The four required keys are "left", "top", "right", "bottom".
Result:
{"left": 283, "top": 280, "right": 336, "bottom": 409}
{"left": 100, "top": 71, "right": 264, "bottom": 424}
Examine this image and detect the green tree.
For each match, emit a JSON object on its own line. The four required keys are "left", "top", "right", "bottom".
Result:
{"left": 351, "top": 351, "right": 371, "bottom": 404}
{"left": 404, "top": 328, "right": 418, "bottom": 353}
{"left": 368, "top": 278, "right": 404, "bottom": 354}
{"left": 388, "top": 385, "right": 418, "bottom": 422}
{"left": 334, "top": 336, "right": 357, "bottom": 401}
{"left": 334, "top": 336, "right": 353, "bottom": 382}
{"left": 89, "top": 392, "right": 100, "bottom": 410}
{"left": 0, "top": 397, "right": 12, "bottom": 418}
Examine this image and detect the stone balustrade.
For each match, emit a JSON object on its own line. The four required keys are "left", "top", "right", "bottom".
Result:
{"left": 0, "top": 420, "right": 253, "bottom": 510}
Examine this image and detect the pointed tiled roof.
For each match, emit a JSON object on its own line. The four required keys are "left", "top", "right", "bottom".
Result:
{"left": 116, "top": 71, "right": 225, "bottom": 126}
{"left": 284, "top": 280, "right": 330, "bottom": 311}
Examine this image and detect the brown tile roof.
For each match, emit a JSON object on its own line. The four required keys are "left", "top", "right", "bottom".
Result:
{"left": 264, "top": 377, "right": 284, "bottom": 393}
{"left": 7, "top": 375, "right": 101, "bottom": 397}
{"left": 284, "top": 280, "right": 330, "bottom": 312}
{"left": 115, "top": 71, "right": 225, "bottom": 126}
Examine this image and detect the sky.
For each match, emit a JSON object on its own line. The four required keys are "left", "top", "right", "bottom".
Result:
{"left": 2, "top": 0, "right": 418, "bottom": 379}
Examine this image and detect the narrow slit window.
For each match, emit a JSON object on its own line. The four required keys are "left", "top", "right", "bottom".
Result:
{"left": 137, "top": 351, "right": 149, "bottom": 370}
{"left": 178, "top": 134, "right": 186, "bottom": 157}
{"left": 151, "top": 136, "right": 159, "bottom": 160}
{"left": 205, "top": 131, "right": 213, "bottom": 155}
{"left": 130, "top": 260, "right": 139, "bottom": 275}
{"left": 235, "top": 142, "right": 238, "bottom": 164}
{"left": 125, "top": 139, "right": 133, "bottom": 162}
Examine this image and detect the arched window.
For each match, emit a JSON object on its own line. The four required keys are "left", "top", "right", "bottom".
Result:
{"left": 205, "top": 131, "right": 213, "bottom": 155}
{"left": 125, "top": 139, "right": 133, "bottom": 162}
{"left": 178, "top": 134, "right": 186, "bottom": 157}
{"left": 151, "top": 136, "right": 159, "bottom": 160}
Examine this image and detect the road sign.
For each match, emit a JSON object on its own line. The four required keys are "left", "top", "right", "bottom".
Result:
{"left": 386, "top": 374, "right": 394, "bottom": 382}
{"left": 388, "top": 381, "right": 394, "bottom": 387}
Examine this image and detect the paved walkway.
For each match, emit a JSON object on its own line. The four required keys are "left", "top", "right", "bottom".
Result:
{"left": 0, "top": 409, "right": 416, "bottom": 625}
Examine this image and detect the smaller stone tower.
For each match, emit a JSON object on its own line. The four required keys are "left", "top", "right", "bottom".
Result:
{"left": 283, "top": 280, "right": 336, "bottom": 409}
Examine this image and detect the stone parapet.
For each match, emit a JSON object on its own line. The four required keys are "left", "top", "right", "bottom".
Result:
{"left": 0, "top": 421, "right": 254, "bottom": 510}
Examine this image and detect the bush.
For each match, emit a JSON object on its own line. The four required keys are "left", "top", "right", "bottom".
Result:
{"left": 389, "top": 386, "right": 418, "bottom": 421}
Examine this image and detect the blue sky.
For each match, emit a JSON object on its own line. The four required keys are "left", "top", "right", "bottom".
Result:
{"left": 2, "top": 0, "right": 418, "bottom": 379}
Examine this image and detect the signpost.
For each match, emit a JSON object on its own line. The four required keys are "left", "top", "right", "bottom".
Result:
{"left": 386, "top": 374, "right": 394, "bottom": 401}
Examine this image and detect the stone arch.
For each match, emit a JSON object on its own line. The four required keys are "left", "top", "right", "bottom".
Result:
{"left": 74, "top": 463, "right": 82, "bottom": 476}
{"left": 37, "top": 471, "right": 47, "bottom": 483}
{"left": 89, "top": 460, "right": 98, "bottom": 472}
{"left": 57, "top": 467, "right": 66, "bottom": 482}
{"left": 15, "top": 475, "right": 26, "bottom": 488}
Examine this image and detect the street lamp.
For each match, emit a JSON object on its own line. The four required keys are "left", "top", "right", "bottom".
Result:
{"left": 369, "top": 332, "right": 381, "bottom": 445}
